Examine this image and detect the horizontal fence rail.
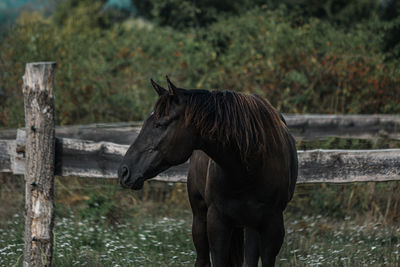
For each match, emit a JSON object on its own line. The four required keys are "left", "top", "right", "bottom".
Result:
{"left": 1, "top": 129, "right": 399, "bottom": 184}
{"left": 0, "top": 114, "right": 399, "bottom": 144}
{"left": 285, "top": 114, "right": 400, "bottom": 140}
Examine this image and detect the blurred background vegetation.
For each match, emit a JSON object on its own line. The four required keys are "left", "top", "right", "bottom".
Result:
{"left": 1, "top": 0, "right": 400, "bottom": 265}
{"left": 0, "top": 0, "right": 399, "bottom": 127}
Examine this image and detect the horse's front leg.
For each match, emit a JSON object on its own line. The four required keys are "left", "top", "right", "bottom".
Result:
{"left": 207, "top": 205, "right": 232, "bottom": 267}
{"left": 191, "top": 202, "right": 211, "bottom": 267}
{"left": 188, "top": 181, "right": 211, "bottom": 266}
{"left": 259, "top": 211, "right": 285, "bottom": 267}
{"left": 245, "top": 227, "right": 260, "bottom": 267}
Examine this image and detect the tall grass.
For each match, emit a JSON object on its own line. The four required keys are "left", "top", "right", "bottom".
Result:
{"left": 0, "top": 174, "right": 400, "bottom": 266}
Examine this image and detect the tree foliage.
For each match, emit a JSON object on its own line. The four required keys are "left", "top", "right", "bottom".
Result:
{"left": 131, "top": 0, "right": 267, "bottom": 29}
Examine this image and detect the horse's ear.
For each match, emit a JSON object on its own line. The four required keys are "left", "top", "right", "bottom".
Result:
{"left": 150, "top": 78, "right": 168, "bottom": 96}
{"left": 166, "top": 75, "right": 178, "bottom": 95}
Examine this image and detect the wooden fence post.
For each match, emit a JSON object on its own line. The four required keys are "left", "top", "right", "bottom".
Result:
{"left": 22, "top": 62, "right": 57, "bottom": 267}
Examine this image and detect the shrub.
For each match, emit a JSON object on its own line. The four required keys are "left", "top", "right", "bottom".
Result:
{"left": 0, "top": 5, "right": 399, "bottom": 128}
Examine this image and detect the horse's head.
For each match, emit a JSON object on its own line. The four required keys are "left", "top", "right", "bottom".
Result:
{"left": 118, "top": 77, "right": 197, "bottom": 190}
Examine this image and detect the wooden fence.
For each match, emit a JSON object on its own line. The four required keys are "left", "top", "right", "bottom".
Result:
{"left": 1, "top": 114, "right": 400, "bottom": 144}
{"left": 1, "top": 129, "right": 400, "bottom": 183}
{"left": 0, "top": 62, "right": 399, "bottom": 266}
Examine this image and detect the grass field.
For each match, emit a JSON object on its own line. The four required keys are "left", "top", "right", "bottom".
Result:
{"left": 1, "top": 175, "right": 399, "bottom": 266}
{"left": 1, "top": 206, "right": 399, "bottom": 266}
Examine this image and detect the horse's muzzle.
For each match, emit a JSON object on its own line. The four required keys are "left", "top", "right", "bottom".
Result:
{"left": 118, "top": 165, "right": 145, "bottom": 190}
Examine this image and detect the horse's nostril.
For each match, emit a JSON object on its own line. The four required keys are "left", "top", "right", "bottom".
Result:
{"left": 119, "top": 165, "right": 130, "bottom": 185}
{"left": 121, "top": 167, "right": 128, "bottom": 177}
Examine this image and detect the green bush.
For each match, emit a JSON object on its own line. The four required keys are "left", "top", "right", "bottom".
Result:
{"left": 195, "top": 7, "right": 400, "bottom": 114}
{"left": 0, "top": 4, "right": 399, "bottom": 128}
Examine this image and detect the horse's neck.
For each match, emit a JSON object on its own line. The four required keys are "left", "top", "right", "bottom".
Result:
{"left": 198, "top": 139, "right": 248, "bottom": 176}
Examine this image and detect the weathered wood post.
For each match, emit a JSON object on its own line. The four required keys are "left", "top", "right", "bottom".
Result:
{"left": 22, "top": 62, "right": 57, "bottom": 267}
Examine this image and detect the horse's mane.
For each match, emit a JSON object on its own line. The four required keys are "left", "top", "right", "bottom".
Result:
{"left": 154, "top": 90, "right": 288, "bottom": 164}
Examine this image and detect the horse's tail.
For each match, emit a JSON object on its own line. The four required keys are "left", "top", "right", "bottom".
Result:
{"left": 229, "top": 227, "right": 244, "bottom": 267}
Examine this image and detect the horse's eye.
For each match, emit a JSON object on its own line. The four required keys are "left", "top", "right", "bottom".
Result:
{"left": 155, "top": 122, "right": 167, "bottom": 129}
{"left": 155, "top": 117, "right": 172, "bottom": 128}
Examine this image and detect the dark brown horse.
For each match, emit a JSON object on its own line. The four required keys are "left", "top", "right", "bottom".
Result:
{"left": 118, "top": 77, "right": 298, "bottom": 267}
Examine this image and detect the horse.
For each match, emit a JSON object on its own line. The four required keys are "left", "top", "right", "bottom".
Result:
{"left": 118, "top": 77, "right": 298, "bottom": 267}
